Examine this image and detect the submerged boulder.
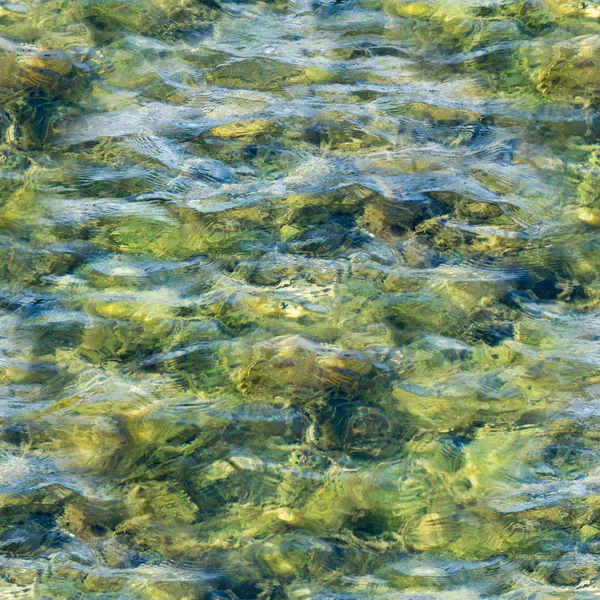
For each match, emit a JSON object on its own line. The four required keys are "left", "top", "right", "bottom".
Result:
{"left": 231, "top": 335, "right": 377, "bottom": 403}
{"left": 206, "top": 58, "right": 338, "bottom": 91}
{"left": 530, "top": 35, "right": 600, "bottom": 105}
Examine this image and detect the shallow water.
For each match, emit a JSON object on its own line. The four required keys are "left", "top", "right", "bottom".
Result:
{"left": 0, "top": 0, "right": 600, "bottom": 597}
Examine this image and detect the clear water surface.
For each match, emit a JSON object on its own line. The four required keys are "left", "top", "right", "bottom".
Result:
{"left": 0, "top": 0, "right": 599, "bottom": 597}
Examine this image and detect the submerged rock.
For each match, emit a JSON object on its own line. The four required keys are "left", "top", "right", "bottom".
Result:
{"left": 206, "top": 58, "right": 338, "bottom": 90}
{"left": 0, "top": 527, "right": 43, "bottom": 556}
{"left": 231, "top": 335, "right": 377, "bottom": 402}
{"left": 328, "top": 404, "right": 403, "bottom": 457}
{"left": 531, "top": 35, "right": 600, "bottom": 105}
{"left": 179, "top": 157, "right": 234, "bottom": 183}
{"left": 0, "top": 0, "right": 598, "bottom": 594}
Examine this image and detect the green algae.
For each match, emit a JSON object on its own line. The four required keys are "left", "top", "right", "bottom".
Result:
{"left": 205, "top": 58, "right": 339, "bottom": 90}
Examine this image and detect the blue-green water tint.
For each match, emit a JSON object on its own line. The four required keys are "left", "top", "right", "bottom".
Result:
{"left": 0, "top": 0, "right": 599, "bottom": 597}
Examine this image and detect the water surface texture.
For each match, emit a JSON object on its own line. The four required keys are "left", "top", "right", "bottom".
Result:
{"left": 0, "top": 0, "right": 600, "bottom": 597}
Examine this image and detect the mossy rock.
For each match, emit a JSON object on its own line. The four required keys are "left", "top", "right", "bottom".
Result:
{"left": 543, "top": 0, "right": 600, "bottom": 19}
{"left": 402, "top": 102, "right": 484, "bottom": 126}
{"left": 531, "top": 35, "right": 600, "bottom": 105}
{"left": 302, "top": 119, "right": 391, "bottom": 152}
{"left": 83, "top": 0, "right": 220, "bottom": 44}
{"left": 205, "top": 119, "right": 282, "bottom": 140}
{"left": 206, "top": 58, "right": 338, "bottom": 91}
{"left": 578, "top": 148, "right": 600, "bottom": 208}
{"left": 231, "top": 335, "right": 377, "bottom": 402}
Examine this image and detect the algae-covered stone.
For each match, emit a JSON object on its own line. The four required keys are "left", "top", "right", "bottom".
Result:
{"left": 206, "top": 58, "right": 338, "bottom": 91}
{"left": 206, "top": 58, "right": 302, "bottom": 90}
{"left": 458, "top": 427, "right": 538, "bottom": 499}
{"left": 402, "top": 102, "right": 484, "bottom": 126}
{"left": 231, "top": 335, "right": 376, "bottom": 402}
{"left": 578, "top": 148, "right": 600, "bottom": 208}
{"left": 385, "top": 290, "right": 469, "bottom": 339}
{"left": 531, "top": 35, "right": 600, "bottom": 105}
{"left": 0, "top": 527, "right": 43, "bottom": 556}
{"left": 544, "top": 0, "right": 600, "bottom": 19}
{"left": 303, "top": 118, "right": 391, "bottom": 152}
{"left": 44, "top": 417, "right": 126, "bottom": 471}
{"left": 393, "top": 382, "right": 480, "bottom": 431}
{"left": 125, "top": 481, "right": 199, "bottom": 524}
{"left": 205, "top": 119, "right": 281, "bottom": 140}
{"left": 573, "top": 206, "right": 600, "bottom": 227}
{"left": 358, "top": 201, "right": 424, "bottom": 242}
{"left": 83, "top": 0, "right": 220, "bottom": 44}
{"left": 326, "top": 403, "right": 403, "bottom": 457}
{"left": 387, "top": 1, "right": 437, "bottom": 18}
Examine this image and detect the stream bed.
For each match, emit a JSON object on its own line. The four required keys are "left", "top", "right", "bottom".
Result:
{"left": 0, "top": 0, "right": 600, "bottom": 597}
